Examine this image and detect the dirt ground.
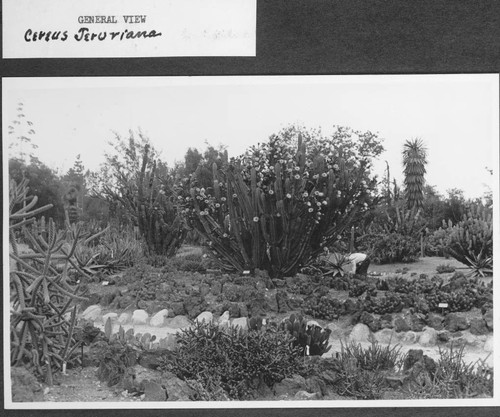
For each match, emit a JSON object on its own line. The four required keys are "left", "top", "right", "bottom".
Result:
{"left": 369, "top": 256, "right": 465, "bottom": 275}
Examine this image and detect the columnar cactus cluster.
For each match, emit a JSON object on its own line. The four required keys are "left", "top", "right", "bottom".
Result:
{"left": 444, "top": 203, "right": 493, "bottom": 276}
{"left": 101, "top": 141, "right": 186, "bottom": 257}
{"left": 184, "top": 127, "right": 382, "bottom": 277}
{"left": 9, "top": 178, "right": 93, "bottom": 385}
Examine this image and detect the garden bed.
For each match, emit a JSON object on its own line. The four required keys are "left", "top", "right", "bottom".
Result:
{"left": 12, "top": 254, "right": 494, "bottom": 402}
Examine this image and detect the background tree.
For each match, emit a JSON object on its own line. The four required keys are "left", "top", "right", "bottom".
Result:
{"left": 9, "top": 158, "right": 65, "bottom": 225}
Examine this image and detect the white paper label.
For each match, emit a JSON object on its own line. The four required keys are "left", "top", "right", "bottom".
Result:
{"left": 3, "top": 0, "right": 256, "bottom": 58}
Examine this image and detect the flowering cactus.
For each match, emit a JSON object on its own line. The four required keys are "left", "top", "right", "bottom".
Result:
{"left": 184, "top": 126, "right": 383, "bottom": 277}
{"left": 443, "top": 202, "right": 493, "bottom": 277}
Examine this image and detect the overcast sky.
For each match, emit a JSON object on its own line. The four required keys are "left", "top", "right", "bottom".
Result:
{"left": 3, "top": 75, "right": 498, "bottom": 199}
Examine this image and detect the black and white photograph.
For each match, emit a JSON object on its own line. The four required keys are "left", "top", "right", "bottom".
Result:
{"left": 3, "top": 74, "right": 498, "bottom": 409}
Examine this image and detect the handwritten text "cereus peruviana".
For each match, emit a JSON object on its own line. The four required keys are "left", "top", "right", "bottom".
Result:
{"left": 24, "top": 14, "right": 162, "bottom": 42}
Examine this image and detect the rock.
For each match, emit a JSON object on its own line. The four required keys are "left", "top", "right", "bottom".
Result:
{"left": 231, "top": 317, "right": 248, "bottom": 331}
{"left": 117, "top": 295, "right": 135, "bottom": 309}
{"left": 81, "top": 293, "right": 101, "bottom": 310}
{"left": 238, "top": 302, "right": 249, "bottom": 317}
{"left": 142, "top": 380, "right": 167, "bottom": 401}
{"left": 307, "top": 320, "right": 321, "bottom": 329}
{"left": 218, "top": 310, "right": 230, "bottom": 322}
{"left": 81, "top": 305, "right": 102, "bottom": 322}
{"left": 344, "top": 299, "right": 360, "bottom": 314}
{"left": 199, "top": 283, "right": 210, "bottom": 298}
{"left": 444, "top": 313, "right": 469, "bottom": 332}
{"left": 483, "top": 336, "right": 494, "bottom": 352}
{"left": 294, "top": 390, "right": 320, "bottom": 400}
{"left": 228, "top": 303, "right": 241, "bottom": 318}
{"left": 359, "top": 311, "right": 381, "bottom": 333}
{"left": 132, "top": 309, "right": 149, "bottom": 325}
{"left": 437, "top": 331, "right": 450, "bottom": 342}
{"left": 348, "top": 323, "right": 371, "bottom": 343}
{"left": 102, "top": 312, "right": 118, "bottom": 323}
{"left": 100, "top": 290, "right": 119, "bottom": 307}
{"left": 457, "top": 332, "right": 483, "bottom": 347}
{"left": 166, "top": 315, "right": 192, "bottom": 329}
{"left": 403, "top": 349, "right": 424, "bottom": 371}
{"left": 426, "top": 313, "right": 444, "bottom": 330}
{"left": 264, "top": 291, "right": 278, "bottom": 312}
{"left": 184, "top": 295, "right": 207, "bottom": 319}
{"left": 274, "top": 374, "right": 307, "bottom": 397}
{"left": 409, "top": 314, "right": 426, "bottom": 332}
{"left": 403, "top": 350, "right": 437, "bottom": 380}
{"left": 401, "top": 331, "right": 418, "bottom": 344}
{"left": 394, "top": 316, "right": 410, "bottom": 332}
{"left": 305, "top": 376, "right": 326, "bottom": 397}
{"left": 118, "top": 312, "right": 131, "bottom": 325}
{"left": 170, "top": 302, "right": 185, "bottom": 316}
{"left": 419, "top": 327, "right": 437, "bottom": 347}
{"left": 139, "top": 349, "right": 175, "bottom": 370}
{"left": 380, "top": 314, "right": 393, "bottom": 329}
{"left": 164, "top": 376, "right": 195, "bottom": 401}
{"left": 374, "top": 328, "right": 399, "bottom": 344}
{"left": 247, "top": 292, "right": 270, "bottom": 317}
{"left": 276, "top": 289, "right": 289, "bottom": 313}
{"left": 483, "top": 309, "right": 493, "bottom": 331}
{"left": 150, "top": 309, "right": 169, "bottom": 327}
{"left": 272, "top": 278, "right": 286, "bottom": 288}
{"left": 287, "top": 294, "right": 304, "bottom": 310}
{"left": 210, "top": 281, "right": 222, "bottom": 296}
{"left": 195, "top": 311, "right": 213, "bottom": 324}
{"left": 11, "top": 367, "right": 43, "bottom": 402}
{"left": 325, "top": 321, "right": 342, "bottom": 334}
{"left": 469, "top": 318, "right": 489, "bottom": 335}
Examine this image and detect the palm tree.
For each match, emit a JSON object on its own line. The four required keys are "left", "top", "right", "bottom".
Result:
{"left": 402, "top": 138, "right": 427, "bottom": 210}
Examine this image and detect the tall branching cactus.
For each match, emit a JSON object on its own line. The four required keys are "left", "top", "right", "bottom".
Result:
{"left": 443, "top": 203, "right": 493, "bottom": 277}
{"left": 98, "top": 136, "right": 186, "bottom": 257}
{"left": 186, "top": 129, "right": 381, "bottom": 277}
{"left": 9, "top": 178, "right": 92, "bottom": 385}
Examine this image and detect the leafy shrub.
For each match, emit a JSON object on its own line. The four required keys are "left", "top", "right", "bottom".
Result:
{"left": 348, "top": 281, "right": 369, "bottom": 297}
{"left": 425, "top": 227, "right": 451, "bottom": 257}
{"left": 184, "top": 126, "right": 383, "bottom": 277}
{"left": 163, "top": 321, "right": 303, "bottom": 399}
{"left": 363, "top": 292, "right": 404, "bottom": 314}
{"left": 436, "top": 264, "right": 456, "bottom": 274}
{"left": 361, "top": 232, "right": 420, "bottom": 264}
{"left": 303, "top": 296, "right": 344, "bottom": 321}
